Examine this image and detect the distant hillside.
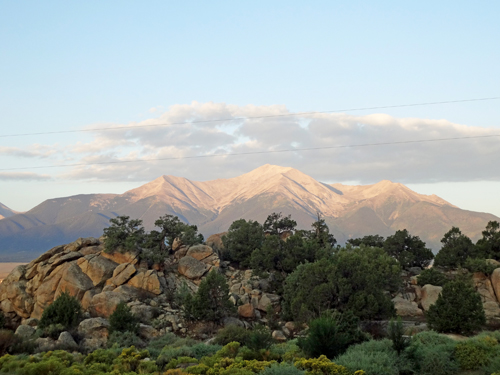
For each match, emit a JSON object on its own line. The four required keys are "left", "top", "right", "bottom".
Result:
{"left": 0, "top": 202, "right": 18, "bottom": 220}
{"left": 0, "top": 165, "right": 498, "bottom": 261}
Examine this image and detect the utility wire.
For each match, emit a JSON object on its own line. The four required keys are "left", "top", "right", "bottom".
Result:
{"left": 1, "top": 96, "right": 499, "bottom": 138}
{"left": 1, "top": 133, "right": 499, "bottom": 172}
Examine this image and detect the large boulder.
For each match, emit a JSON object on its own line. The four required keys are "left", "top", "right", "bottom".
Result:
{"left": 127, "top": 270, "right": 162, "bottom": 295}
{"left": 206, "top": 233, "right": 226, "bottom": 252}
{"left": 393, "top": 296, "right": 424, "bottom": 317}
{"left": 238, "top": 303, "right": 255, "bottom": 318}
{"left": 78, "top": 317, "right": 110, "bottom": 339}
{"left": 88, "top": 291, "right": 128, "bottom": 317}
{"left": 106, "top": 263, "right": 137, "bottom": 287}
{"left": 420, "top": 284, "right": 443, "bottom": 311}
{"left": 473, "top": 272, "right": 497, "bottom": 303}
{"left": 101, "top": 251, "right": 139, "bottom": 265}
{"left": 178, "top": 256, "right": 209, "bottom": 279}
{"left": 491, "top": 268, "right": 500, "bottom": 303}
{"left": 77, "top": 255, "right": 117, "bottom": 287}
{"left": 186, "top": 245, "right": 214, "bottom": 261}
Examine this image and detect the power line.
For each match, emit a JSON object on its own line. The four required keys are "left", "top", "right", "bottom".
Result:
{"left": 1, "top": 96, "right": 499, "bottom": 139}
{"left": 1, "top": 133, "right": 499, "bottom": 172}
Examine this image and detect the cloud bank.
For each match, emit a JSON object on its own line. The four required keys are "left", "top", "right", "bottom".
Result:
{"left": 11, "top": 102, "right": 500, "bottom": 184}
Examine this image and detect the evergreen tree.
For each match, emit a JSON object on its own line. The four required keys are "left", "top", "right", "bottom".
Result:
{"left": 103, "top": 216, "right": 146, "bottom": 253}
{"left": 384, "top": 229, "right": 434, "bottom": 269}
{"left": 426, "top": 278, "right": 486, "bottom": 334}
{"left": 347, "top": 234, "right": 385, "bottom": 248}
{"left": 109, "top": 302, "right": 139, "bottom": 334}
{"left": 222, "top": 219, "right": 264, "bottom": 267}
{"left": 39, "top": 292, "right": 82, "bottom": 329}
{"left": 183, "top": 269, "right": 235, "bottom": 323}
{"left": 476, "top": 221, "right": 500, "bottom": 260}
{"left": 434, "top": 227, "right": 478, "bottom": 268}
{"left": 263, "top": 212, "right": 297, "bottom": 236}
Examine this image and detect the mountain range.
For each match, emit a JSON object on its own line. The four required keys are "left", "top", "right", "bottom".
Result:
{"left": 0, "top": 203, "right": 17, "bottom": 220}
{"left": 0, "top": 164, "right": 498, "bottom": 262}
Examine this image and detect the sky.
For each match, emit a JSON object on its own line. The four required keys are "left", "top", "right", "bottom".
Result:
{"left": 1, "top": 1, "right": 500, "bottom": 216}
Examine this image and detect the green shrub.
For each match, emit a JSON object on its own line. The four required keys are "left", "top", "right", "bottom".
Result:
{"left": 335, "top": 339, "right": 399, "bottom": 375}
{"left": 417, "top": 268, "right": 448, "bottom": 287}
{"left": 298, "top": 311, "right": 366, "bottom": 359}
{"left": 0, "top": 329, "right": 16, "bottom": 355}
{"left": 261, "top": 362, "right": 305, "bottom": 375}
{"left": 146, "top": 333, "right": 197, "bottom": 359}
{"left": 214, "top": 325, "right": 250, "bottom": 346}
{"left": 405, "top": 331, "right": 458, "bottom": 375}
{"left": 107, "top": 331, "right": 143, "bottom": 348}
{"left": 269, "top": 340, "right": 303, "bottom": 362}
{"left": 38, "top": 292, "right": 82, "bottom": 330}
{"left": 464, "top": 257, "right": 498, "bottom": 276}
{"left": 246, "top": 325, "right": 274, "bottom": 351}
{"left": 189, "top": 343, "right": 222, "bottom": 359}
{"left": 157, "top": 346, "right": 195, "bottom": 369}
{"left": 183, "top": 270, "right": 236, "bottom": 323}
{"left": 434, "top": 227, "right": 478, "bottom": 268}
{"left": 388, "top": 317, "right": 410, "bottom": 354}
{"left": 384, "top": 229, "right": 434, "bottom": 269}
{"left": 454, "top": 336, "right": 499, "bottom": 370}
{"left": 426, "top": 279, "right": 486, "bottom": 334}
{"left": 108, "top": 301, "right": 139, "bottom": 334}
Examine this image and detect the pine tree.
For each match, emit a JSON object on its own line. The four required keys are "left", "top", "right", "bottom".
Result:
{"left": 426, "top": 278, "right": 486, "bottom": 334}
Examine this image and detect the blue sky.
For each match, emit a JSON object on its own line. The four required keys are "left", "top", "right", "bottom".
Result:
{"left": 1, "top": 1, "right": 500, "bottom": 216}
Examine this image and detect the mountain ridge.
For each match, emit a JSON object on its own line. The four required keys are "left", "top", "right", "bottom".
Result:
{"left": 0, "top": 164, "right": 497, "bottom": 261}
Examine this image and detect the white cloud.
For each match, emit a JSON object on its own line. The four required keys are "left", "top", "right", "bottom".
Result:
{"left": 7, "top": 102, "right": 500, "bottom": 184}
{"left": 0, "top": 172, "right": 52, "bottom": 181}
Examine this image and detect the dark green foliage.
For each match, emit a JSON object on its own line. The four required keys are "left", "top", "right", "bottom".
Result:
{"left": 434, "top": 227, "right": 478, "bottom": 268}
{"left": 347, "top": 235, "right": 385, "bottom": 248}
{"left": 183, "top": 269, "right": 236, "bottom": 323}
{"left": 261, "top": 362, "right": 305, "bottom": 375}
{"left": 388, "top": 317, "right": 410, "bottom": 355}
{"left": 464, "top": 257, "right": 498, "bottom": 276}
{"left": 109, "top": 301, "right": 140, "bottom": 334}
{"left": 142, "top": 214, "right": 203, "bottom": 264}
{"left": 476, "top": 220, "right": 500, "bottom": 260}
{"left": 417, "top": 268, "right": 448, "bottom": 287}
{"left": 309, "top": 213, "right": 337, "bottom": 247}
{"left": 222, "top": 219, "right": 264, "bottom": 267}
{"left": 0, "top": 329, "right": 16, "bottom": 356}
{"left": 214, "top": 325, "right": 250, "bottom": 346}
{"left": 39, "top": 292, "right": 82, "bottom": 330}
{"left": 405, "top": 331, "right": 459, "bottom": 375}
{"left": 426, "top": 278, "right": 486, "bottom": 334}
{"left": 107, "top": 331, "right": 143, "bottom": 348}
{"left": 298, "top": 311, "right": 366, "bottom": 359}
{"left": 246, "top": 325, "right": 273, "bottom": 351}
{"left": 283, "top": 246, "right": 401, "bottom": 322}
{"left": 103, "top": 215, "right": 146, "bottom": 253}
{"left": 454, "top": 336, "right": 500, "bottom": 370}
{"left": 384, "top": 229, "right": 434, "bottom": 269}
{"left": 334, "top": 339, "right": 400, "bottom": 375}
{"left": 263, "top": 212, "right": 297, "bottom": 235}
{"left": 251, "top": 232, "right": 324, "bottom": 275}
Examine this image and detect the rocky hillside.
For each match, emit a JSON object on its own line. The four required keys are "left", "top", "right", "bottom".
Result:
{"left": 0, "top": 236, "right": 285, "bottom": 349}
{"left": 1, "top": 165, "right": 498, "bottom": 261}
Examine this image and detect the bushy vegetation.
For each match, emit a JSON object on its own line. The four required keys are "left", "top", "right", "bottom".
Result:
{"left": 383, "top": 229, "right": 434, "bottom": 269}
{"left": 103, "top": 214, "right": 203, "bottom": 264}
{"left": 182, "top": 269, "right": 236, "bottom": 323}
{"left": 298, "top": 311, "right": 367, "bottom": 359}
{"left": 109, "top": 301, "right": 140, "bottom": 334}
{"left": 426, "top": 278, "right": 486, "bottom": 334}
{"left": 283, "top": 246, "right": 400, "bottom": 322}
{"left": 434, "top": 227, "right": 478, "bottom": 268}
{"left": 38, "top": 292, "right": 82, "bottom": 330}
{"left": 417, "top": 268, "right": 448, "bottom": 287}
